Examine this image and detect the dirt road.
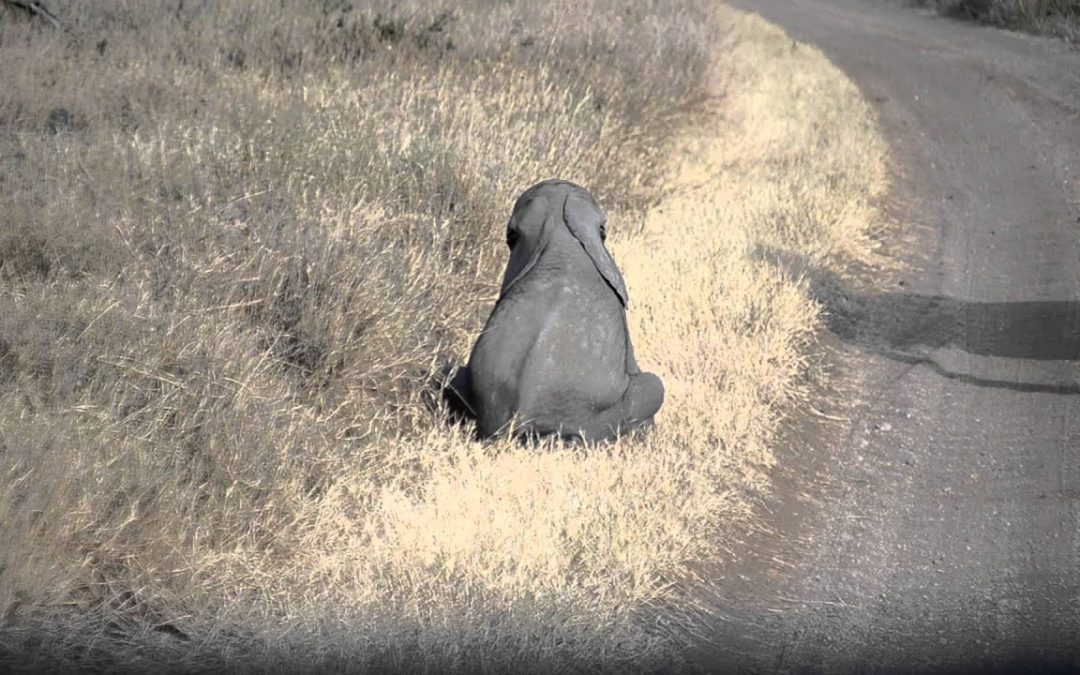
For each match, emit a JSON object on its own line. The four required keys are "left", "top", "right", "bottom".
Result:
{"left": 694, "top": 0, "right": 1080, "bottom": 672}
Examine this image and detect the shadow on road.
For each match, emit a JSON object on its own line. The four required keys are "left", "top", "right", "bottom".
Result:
{"left": 825, "top": 291, "right": 1080, "bottom": 395}
{"left": 761, "top": 249, "right": 1080, "bottom": 395}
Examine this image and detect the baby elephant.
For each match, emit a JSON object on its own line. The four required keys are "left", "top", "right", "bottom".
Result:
{"left": 444, "top": 179, "right": 664, "bottom": 443}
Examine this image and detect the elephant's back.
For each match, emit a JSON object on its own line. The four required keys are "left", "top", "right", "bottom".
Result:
{"left": 469, "top": 270, "right": 630, "bottom": 435}
{"left": 516, "top": 278, "right": 629, "bottom": 418}
{"left": 468, "top": 281, "right": 556, "bottom": 434}
{"left": 468, "top": 292, "right": 534, "bottom": 435}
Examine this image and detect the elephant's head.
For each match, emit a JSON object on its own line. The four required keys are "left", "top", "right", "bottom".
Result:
{"left": 499, "top": 179, "right": 629, "bottom": 306}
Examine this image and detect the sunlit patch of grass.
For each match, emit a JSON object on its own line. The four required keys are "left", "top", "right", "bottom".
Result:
{"left": 0, "top": 2, "right": 888, "bottom": 672}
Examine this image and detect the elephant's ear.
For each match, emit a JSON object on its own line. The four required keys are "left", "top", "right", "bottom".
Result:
{"left": 499, "top": 212, "right": 554, "bottom": 299}
{"left": 563, "top": 192, "right": 628, "bottom": 307}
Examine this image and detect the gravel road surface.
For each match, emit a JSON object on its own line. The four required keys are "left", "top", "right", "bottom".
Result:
{"left": 694, "top": 1, "right": 1080, "bottom": 672}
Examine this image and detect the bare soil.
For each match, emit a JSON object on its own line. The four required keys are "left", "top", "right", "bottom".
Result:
{"left": 692, "top": 0, "right": 1080, "bottom": 671}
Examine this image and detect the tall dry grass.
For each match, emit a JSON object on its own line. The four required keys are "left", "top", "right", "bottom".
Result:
{"left": 0, "top": 1, "right": 888, "bottom": 672}
{"left": 909, "top": 0, "right": 1080, "bottom": 41}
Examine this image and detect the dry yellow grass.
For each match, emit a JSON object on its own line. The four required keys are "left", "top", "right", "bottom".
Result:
{"left": 0, "top": 2, "right": 888, "bottom": 672}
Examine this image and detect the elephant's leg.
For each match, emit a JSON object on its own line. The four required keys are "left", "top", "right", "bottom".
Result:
{"left": 618, "top": 371, "right": 664, "bottom": 431}
{"left": 579, "top": 371, "right": 665, "bottom": 442}
{"left": 441, "top": 364, "right": 477, "bottom": 422}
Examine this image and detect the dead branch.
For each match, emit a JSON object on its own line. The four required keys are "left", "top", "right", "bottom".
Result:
{"left": 1, "top": 0, "right": 61, "bottom": 29}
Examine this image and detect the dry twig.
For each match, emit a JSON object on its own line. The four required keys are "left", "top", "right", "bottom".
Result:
{"left": 1, "top": 0, "right": 60, "bottom": 28}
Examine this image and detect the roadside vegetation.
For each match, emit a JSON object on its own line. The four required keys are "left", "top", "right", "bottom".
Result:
{"left": 0, "top": 1, "right": 887, "bottom": 672}
{"left": 909, "top": 0, "right": 1080, "bottom": 41}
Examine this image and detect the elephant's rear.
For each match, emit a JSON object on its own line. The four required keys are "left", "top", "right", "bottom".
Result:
{"left": 514, "top": 366, "right": 664, "bottom": 442}
{"left": 482, "top": 287, "right": 660, "bottom": 441}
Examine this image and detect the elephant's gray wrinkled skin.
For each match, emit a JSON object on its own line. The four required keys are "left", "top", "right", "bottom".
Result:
{"left": 444, "top": 179, "right": 664, "bottom": 443}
